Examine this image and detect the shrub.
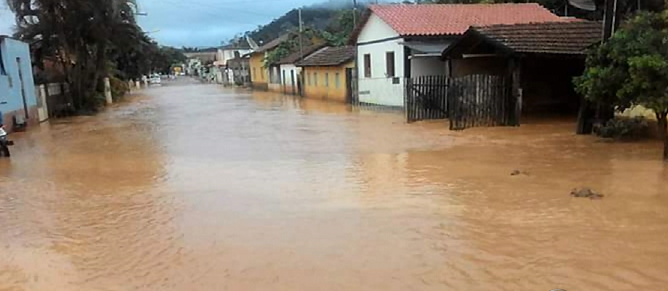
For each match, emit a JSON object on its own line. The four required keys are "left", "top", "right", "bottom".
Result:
{"left": 110, "top": 77, "right": 130, "bottom": 101}
{"left": 594, "top": 117, "right": 650, "bottom": 140}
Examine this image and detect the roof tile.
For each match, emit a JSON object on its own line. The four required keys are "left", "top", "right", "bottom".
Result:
{"left": 296, "top": 46, "right": 355, "bottom": 67}
{"left": 475, "top": 21, "right": 602, "bottom": 54}
{"left": 369, "top": 3, "right": 564, "bottom": 36}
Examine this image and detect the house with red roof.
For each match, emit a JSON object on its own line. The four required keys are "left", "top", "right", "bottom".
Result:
{"left": 350, "top": 3, "right": 565, "bottom": 107}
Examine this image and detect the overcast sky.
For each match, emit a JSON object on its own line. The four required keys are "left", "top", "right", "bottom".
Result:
{"left": 0, "top": 0, "right": 365, "bottom": 48}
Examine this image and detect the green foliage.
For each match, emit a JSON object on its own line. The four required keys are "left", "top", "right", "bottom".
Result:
{"left": 575, "top": 12, "right": 668, "bottom": 116}
{"left": 575, "top": 11, "right": 668, "bottom": 159}
{"left": 594, "top": 116, "right": 650, "bottom": 140}
{"left": 109, "top": 76, "right": 129, "bottom": 101}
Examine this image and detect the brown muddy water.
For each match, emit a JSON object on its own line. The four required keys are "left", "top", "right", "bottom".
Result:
{"left": 1, "top": 78, "right": 667, "bottom": 291}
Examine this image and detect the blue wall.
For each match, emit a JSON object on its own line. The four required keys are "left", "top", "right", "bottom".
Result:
{"left": 0, "top": 37, "right": 37, "bottom": 117}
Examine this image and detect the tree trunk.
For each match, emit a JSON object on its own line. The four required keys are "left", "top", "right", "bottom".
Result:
{"left": 657, "top": 112, "right": 668, "bottom": 161}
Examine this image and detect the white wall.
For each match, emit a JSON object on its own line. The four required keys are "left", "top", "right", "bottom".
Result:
{"left": 411, "top": 56, "right": 446, "bottom": 77}
{"left": 357, "top": 14, "right": 399, "bottom": 43}
{"left": 280, "top": 64, "right": 301, "bottom": 90}
{"left": 356, "top": 14, "right": 404, "bottom": 107}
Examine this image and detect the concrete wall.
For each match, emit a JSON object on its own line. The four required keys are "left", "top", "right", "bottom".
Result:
{"left": 280, "top": 64, "right": 301, "bottom": 95}
{"left": 356, "top": 13, "right": 405, "bottom": 107}
{"left": 412, "top": 56, "right": 446, "bottom": 77}
{"left": 302, "top": 62, "right": 353, "bottom": 103}
{"left": 0, "top": 37, "right": 38, "bottom": 129}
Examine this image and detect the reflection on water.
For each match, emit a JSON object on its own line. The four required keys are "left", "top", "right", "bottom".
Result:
{"left": 1, "top": 78, "right": 667, "bottom": 291}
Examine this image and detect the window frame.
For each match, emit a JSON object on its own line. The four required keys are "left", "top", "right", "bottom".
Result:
{"left": 363, "top": 54, "right": 371, "bottom": 78}
{"left": 385, "top": 51, "right": 395, "bottom": 78}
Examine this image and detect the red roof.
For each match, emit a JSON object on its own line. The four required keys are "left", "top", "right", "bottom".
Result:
{"left": 368, "top": 3, "right": 564, "bottom": 37}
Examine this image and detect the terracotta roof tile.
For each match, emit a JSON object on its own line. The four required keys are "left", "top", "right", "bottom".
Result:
{"left": 296, "top": 46, "right": 355, "bottom": 67}
{"left": 369, "top": 3, "right": 564, "bottom": 36}
{"left": 475, "top": 21, "right": 602, "bottom": 54}
{"left": 277, "top": 44, "right": 327, "bottom": 65}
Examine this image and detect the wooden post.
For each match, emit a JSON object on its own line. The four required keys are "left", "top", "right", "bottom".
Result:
{"left": 508, "top": 57, "right": 521, "bottom": 126}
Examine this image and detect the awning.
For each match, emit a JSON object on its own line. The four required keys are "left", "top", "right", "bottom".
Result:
{"left": 403, "top": 41, "right": 453, "bottom": 55}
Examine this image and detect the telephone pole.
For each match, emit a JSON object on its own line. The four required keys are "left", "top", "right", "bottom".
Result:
{"left": 299, "top": 8, "right": 304, "bottom": 61}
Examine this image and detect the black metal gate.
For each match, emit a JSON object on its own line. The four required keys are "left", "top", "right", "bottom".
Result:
{"left": 449, "top": 74, "right": 515, "bottom": 130}
{"left": 406, "top": 75, "right": 449, "bottom": 123}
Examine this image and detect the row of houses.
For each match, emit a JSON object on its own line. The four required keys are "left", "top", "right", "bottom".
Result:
{"left": 230, "top": 3, "right": 603, "bottom": 130}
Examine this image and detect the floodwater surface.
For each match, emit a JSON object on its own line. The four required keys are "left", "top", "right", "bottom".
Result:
{"left": 1, "top": 78, "right": 667, "bottom": 291}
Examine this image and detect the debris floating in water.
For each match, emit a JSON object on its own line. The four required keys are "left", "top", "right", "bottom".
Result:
{"left": 571, "top": 188, "right": 604, "bottom": 200}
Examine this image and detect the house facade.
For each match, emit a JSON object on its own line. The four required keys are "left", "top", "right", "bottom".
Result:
{"left": 296, "top": 46, "right": 355, "bottom": 103}
{"left": 216, "top": 40, "right": 255, "bottom": 85}
{"left": 249, "top": 35, "right": 290, "bottom": 91}
{"left": 0, "top": 37, "right": 38, "bottom": 130}
{"left": 277, "top": 45, "right": 326, "bottom": 95}
{"left": 227, "top": 54, "right": 251, "bottom": 86}
{"left": 351, "top": 3, "right": 564, "bottom": 108}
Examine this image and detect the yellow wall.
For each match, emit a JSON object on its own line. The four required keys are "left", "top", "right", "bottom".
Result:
{"left": 302, "top": 62, "right": 353, "bottom": 103}
{"left": 249, "top": 53, "right": 268, "bottom": 89}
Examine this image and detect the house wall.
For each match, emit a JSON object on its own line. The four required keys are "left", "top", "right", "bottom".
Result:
{"left": 268, "top": 65, "right": 281, "bottom": 92}
{"left": 450, "top": 57, "right": 507, "bottom": 77}
{"left": 0, "top": 38, "right": 39, "bottom": 130}
{"left": 249, "top": 53, "right": 268, "bottom": 90}
{"left": 412, "top": 56, "right": 446, "bottom": 77}
{"left": 356, "top": 13, "right": 405, "bottom": 107}
{"left": 302, "top": 62, "right": 353, "bottom": 103}
{"left": 279, "top": 64, "right": 301, "bottom": 95}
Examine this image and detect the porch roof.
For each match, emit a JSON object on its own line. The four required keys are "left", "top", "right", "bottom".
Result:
{"left": 442, "top": 21, "right": 602, "bottom": 58}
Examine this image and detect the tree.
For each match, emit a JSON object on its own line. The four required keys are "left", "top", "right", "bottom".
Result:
{"left": 574, "top": 11, "right": 668, "bottom": 160}
{"left": 7, "top": 0, "right": 143, "bottom": 113}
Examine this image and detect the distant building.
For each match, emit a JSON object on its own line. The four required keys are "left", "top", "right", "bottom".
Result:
{"left": 0, "top": 36, "right": 38, "bottom": 130}
{"left": 296, "top": 46, "right": 355, "bottom": 103}
{"left": 227, "top": 54, "right": 251, "bottom": 86}
{"left": 216, "top": 39, "right": 254, "bottom": 85}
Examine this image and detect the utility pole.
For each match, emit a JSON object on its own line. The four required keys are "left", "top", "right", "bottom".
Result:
{"left": 299, "top": 8, "right": 304, "bottom": 61}
{"left": 352, "top": 0, "right": 359, "bottom": 105}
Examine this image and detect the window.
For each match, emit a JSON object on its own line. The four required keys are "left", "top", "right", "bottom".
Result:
{"left": 307, "top": 72, "right": 311, "bottom": 85}
{"left": 261, "top": 68, "right": 264, "bottom": 80}
{"left": 324, "top": 73, "right": 329, "bottom": 87}
{"left": 363, "top": 54, "right": 371, "bottom": 78}
{"left": 386, "top": 52, "right": 395, "bottom": 77}
{"left": 253, "top": 67, "right": 257, "bottom": 79}
{"left": 314, "top": 72, "right": 318, "bottom": 87}
{"left": 282, "top": 70, "right": 286, "bottom": 85}
{"left": 335, "top": 73, "right": 341, "bottom": 89}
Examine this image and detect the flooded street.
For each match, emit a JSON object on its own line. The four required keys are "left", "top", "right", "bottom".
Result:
{"left": 1, "top": 78, "right": 668, "bottom": 291}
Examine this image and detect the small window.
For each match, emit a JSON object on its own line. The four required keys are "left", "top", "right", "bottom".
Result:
{"left": 314, "top": 72, "right": 318, "bottom": 87}
{"left": 363, "top": 54, "right": 371, "bottom": 78}
{"left": 282, "top": 70, "right": 286, "bottom": 85}
{"left": 253, "top": 67, "right": 257, "bottom": 79}
{"left": 386, "top": 52, "right": 395, "bottom": 77}
{"left": 307, "top": 72, "right": 311, "bottom": 85}
{"left": 335, "top": 73, "right": 341, "bottom": 89}
{"left": 325, "top": 73, "right": 329, "bottom": 87}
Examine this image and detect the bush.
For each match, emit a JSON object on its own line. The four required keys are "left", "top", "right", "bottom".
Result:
{"left": 110, "top": 77, "right": 130, "bottom": 101}
{"left": 594, "top": 117, "right": 650, "bottom": 140}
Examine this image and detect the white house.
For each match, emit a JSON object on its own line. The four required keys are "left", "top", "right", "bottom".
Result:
{"left": 276, "top": 44, "right": 327, "bottom": 95}
{"left": 215, "top": 38, "right": 256, "bottom": 84}
{"left": 351, "top": 3, "right": 564, "bottom": 107}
